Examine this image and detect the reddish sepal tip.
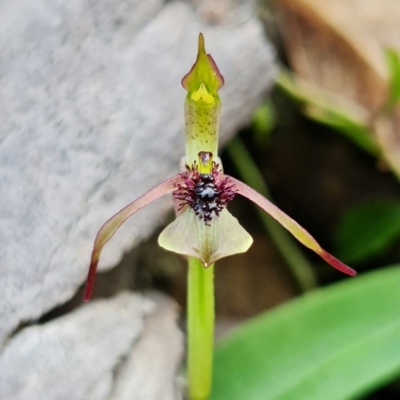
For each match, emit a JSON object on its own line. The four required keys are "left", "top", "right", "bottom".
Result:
{"left": 83, "top": 289, "right": 92, "bottom": 303}
{"left": 83, "top": 260, "right": 98, "bottom": 302}
{"left": 319, "top": 250, "right": 357, "bottom": 276}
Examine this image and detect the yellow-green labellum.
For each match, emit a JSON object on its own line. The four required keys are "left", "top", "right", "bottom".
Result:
{"left": 158, "top": 207, "right": 253, "bottom": 266}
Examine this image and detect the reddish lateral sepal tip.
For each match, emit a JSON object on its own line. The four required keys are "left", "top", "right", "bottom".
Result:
{"left": 83, "top": 260, "right": 98, "bottom": 302}
{"left": 318, "top": 250, "right": 357, "bottom": 276}
{"left": 82, "top": 174, "right": 183, "bottom": 303}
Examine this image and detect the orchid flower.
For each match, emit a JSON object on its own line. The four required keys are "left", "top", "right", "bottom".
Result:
{"left": 84, "top": 33, "right": 355, "bottom": 302}
{"left": 84, "top": 33, "right": 355, "bottom": 400}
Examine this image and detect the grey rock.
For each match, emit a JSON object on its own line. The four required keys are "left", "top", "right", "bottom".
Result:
{"left": 0, "top": 293, "right": 155, "bottom": 400}
{"left": 110, "top": 293, "right": 184, "bottom": 400}
{"left": 0, "top": 0, "right": 276, "bottom": 345}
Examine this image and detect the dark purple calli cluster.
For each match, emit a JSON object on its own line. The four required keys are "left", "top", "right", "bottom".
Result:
{"left": 174, "top": 157, "right": 236, "bottom": 225}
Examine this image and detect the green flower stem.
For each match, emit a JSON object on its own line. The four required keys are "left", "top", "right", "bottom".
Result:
{"left": 227, "top": 136, "right": 317, "bottom": 292}
{"left": 187, "top": 256, "right": 215, "bottom": 400}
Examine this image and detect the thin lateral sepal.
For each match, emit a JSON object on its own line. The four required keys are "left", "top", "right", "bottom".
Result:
{"left": 228, "top": 176, "right": 356, "bottom": 276}
{"left": 84, "top": 174, "right": 183, "bottom": 301}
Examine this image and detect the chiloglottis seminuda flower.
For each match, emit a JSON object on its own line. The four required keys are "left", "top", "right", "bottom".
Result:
{"left": 84, "top": 33, "right": 356, "bottom": 302}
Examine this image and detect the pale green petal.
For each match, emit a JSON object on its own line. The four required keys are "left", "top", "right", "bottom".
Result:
{"left": 158, "top": 208, "right": 253, "bottom": 266}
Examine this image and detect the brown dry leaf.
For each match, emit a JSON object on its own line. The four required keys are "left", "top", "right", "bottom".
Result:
{"left": 272, "top": 0, "right": 400, "bottom": 178}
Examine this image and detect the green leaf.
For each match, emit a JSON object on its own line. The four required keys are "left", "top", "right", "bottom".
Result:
{"left": 334, "top": 200, "right": 400, "bottom": 264}
{"left": 385, "top": 49, "right": 400, "bottom": 108}
{"left": 212, "top": 266, "right": 400, "bottom": 400}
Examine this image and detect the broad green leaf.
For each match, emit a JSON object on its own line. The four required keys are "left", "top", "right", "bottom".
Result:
{"left": 212, "top": 266, "right": 400, "bottom": 400}
{"left": 385, "top": 49, "right": 400, "bottom": 108}
{"left": 334, "top": 200, "right": 400, "bottom": 264}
